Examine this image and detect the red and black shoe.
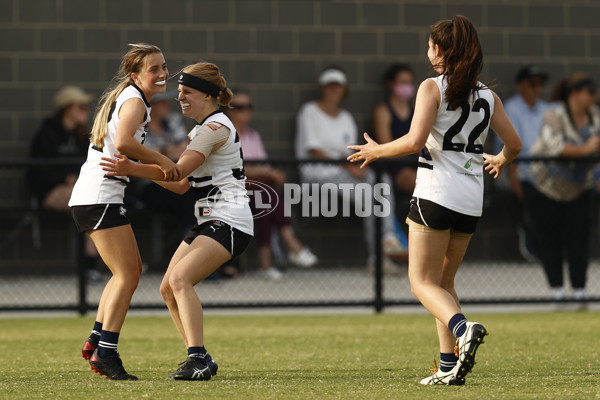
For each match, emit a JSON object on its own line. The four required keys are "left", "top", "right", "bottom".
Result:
{"left": 89, "top": 349, "right": 138, "bottom": 381}
{"left": 81, "top": 337, "right": 96, "bottom": 360}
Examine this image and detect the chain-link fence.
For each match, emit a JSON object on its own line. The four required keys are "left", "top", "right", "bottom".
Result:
{"left": 1, "top": 157, "right": 599, "bottom": 314}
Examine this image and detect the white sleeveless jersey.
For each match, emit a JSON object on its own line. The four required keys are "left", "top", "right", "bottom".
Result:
{"left": 69, "top": 85, "right": 151, "bottom": 206}
{"left": 187, "top": 111, "right": 254, "bottom": 236}
{"left": 412, "top": 75, "right": 495, "bottom": 216}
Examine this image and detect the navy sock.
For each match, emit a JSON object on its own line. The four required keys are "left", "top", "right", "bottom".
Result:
{"left": 97, "top": 330, "right": 119, "bottom": 358}
{"left": 89, "top": 321, "right": 102, "bottom": 346}
{"left": 188, "top": 346, "right": 207, "bottom": 357}
{"left": 448, "top": 313, "right": 468, "bottom": 338}
{"left": 439, "top": 352, "right": 458, "bottom": 372}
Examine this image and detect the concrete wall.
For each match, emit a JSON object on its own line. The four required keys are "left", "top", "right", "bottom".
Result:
{"left": 3, "top": 0, "right": 600, "bottom": 206}
{"left": 3, "top": 0, "right": 600, "bottom": 160}
{"left": 1, "top": 0, "right": 600, "bottom": 264}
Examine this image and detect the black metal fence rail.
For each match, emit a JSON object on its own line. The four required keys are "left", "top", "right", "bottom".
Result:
{"left": 1, "top": 157, "right": 599, "bottom": 314}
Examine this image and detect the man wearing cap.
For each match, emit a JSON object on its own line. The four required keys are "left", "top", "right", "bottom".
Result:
{"left": 29, "top": 85, "right": 101, "bottom": 280}
{"left": 499, "top": 65, "right": 549, "bottom": 262}
{"left": 30, "top": 86, "right": 94, "bottom": 211}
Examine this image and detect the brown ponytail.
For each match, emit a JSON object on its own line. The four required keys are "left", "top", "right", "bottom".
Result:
{"left": 430, "top": 15, "right": 485, "bottom": 110}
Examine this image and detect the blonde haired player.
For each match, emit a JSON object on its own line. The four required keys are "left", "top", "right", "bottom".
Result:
{"left": 69, "top": 43, "right": 180, "bottom": 380}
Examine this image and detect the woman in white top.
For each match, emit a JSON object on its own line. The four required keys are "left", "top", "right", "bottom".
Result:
{"left": 295, "top": 67, "right": 407, "bottom": 273}
{"left": 69, "top": 43, "right": 179, "bottom": 380}
{"left": 348, "top": 15, "right": 521, "bottom": 385}
{"left": 101, "top": 62, "right": 253, "bottom": 381}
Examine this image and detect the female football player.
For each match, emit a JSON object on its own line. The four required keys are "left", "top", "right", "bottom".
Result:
{"left": 348, "top": 15, "right": 521, "bottom": 385}
{"left": 69, "top": 43, "right": 180, "bottom": 380}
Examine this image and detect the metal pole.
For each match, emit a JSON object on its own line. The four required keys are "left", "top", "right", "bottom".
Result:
{"left": 374, "top": 164, "right": 384, "bottom": 313}
{"left": 76, "top": 231, "right": 88, "bottom": 316}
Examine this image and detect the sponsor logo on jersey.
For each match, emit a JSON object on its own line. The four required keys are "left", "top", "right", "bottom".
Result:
{"left": 464, "top": 158, "right": 473, "bottom": 170}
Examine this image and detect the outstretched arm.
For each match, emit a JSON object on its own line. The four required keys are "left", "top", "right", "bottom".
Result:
{"left": 102, "top": 123, "right": 228, "bottom": 193}
{"left": 101, "top": 149, "right": 208, "bottom": 194}
{"left": 100, "top": 154, "right": 166, "bottom": 180}
{"left": 347, "top": 79, "right": 439, "bottom": 168}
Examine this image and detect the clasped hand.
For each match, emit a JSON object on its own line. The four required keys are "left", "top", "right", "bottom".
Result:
{"left": 100, "top": 153, "right": 136, "bottom": 177}
{"left": 100, "top": 153, "right": 182, "bottom": 181}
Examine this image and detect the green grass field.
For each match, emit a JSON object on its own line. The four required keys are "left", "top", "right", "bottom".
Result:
{"left": 0, "top": 311, "right": 598, "bottom": 399}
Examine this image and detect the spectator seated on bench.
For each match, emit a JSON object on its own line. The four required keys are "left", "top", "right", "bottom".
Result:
{"left": 28, "top": 86, "right": 102, "bottom": 282}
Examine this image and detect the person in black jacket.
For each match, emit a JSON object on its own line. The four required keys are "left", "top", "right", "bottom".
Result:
{"left": 30, "top": 86, "right": 93, "bottom": 209}
{"left": 29, "top": 85, "right": 101, "bottom": 281}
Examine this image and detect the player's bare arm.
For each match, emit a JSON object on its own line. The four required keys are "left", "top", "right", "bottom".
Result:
{"left": 347, "top": 78, "right": 439, "bottom": 168}
{"left": 483, "top": 92, "right": 522, "bottom": 179}
{"left": 114, "top": 98, "right": 181, "bottom": 181}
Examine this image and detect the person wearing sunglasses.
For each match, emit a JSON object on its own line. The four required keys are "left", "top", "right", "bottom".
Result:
{"left": 225, "top": 90, "right": 318, "bottom": 280}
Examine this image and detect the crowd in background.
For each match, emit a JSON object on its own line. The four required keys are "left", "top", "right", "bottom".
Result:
{"left": 29, "top": 62, "right": 600, "bottom": 296}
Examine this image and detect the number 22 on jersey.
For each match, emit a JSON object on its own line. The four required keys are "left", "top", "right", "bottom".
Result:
{"left": 442, "top": 98, "right": 490, "bottom": 154}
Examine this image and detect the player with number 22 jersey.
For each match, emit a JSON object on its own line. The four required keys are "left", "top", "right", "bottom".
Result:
{"left": 347, "top": 15, "right": 521, "bottom": 387}
{"left": 413, "top": 75, "right": 495, "bottom": 216}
